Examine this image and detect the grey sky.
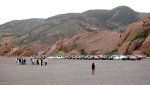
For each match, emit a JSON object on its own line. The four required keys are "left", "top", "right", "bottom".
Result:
{"left": 0, "top": 0, "right": 150, "bottom": 24}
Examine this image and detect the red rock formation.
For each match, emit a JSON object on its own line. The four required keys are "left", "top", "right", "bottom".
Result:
{"left": 12, "top": 44, "right": 50, "bottom": 57}
{"left": 118, "top": 41, "right": 131, "bottom": 55}
{"left": 66, "top": 49, "right": 81, "bottom": 55}
{"left": 70, "top": 30, "right": 120, "bottom": 55}
{"left": 118, "top": 16, "right": 150, "bottom": 57}
{"left": 13, "top": 49, "right": 23, "bottom": 56}
{"left": 132, "top": 50, "right": 145, "bottom": 57}
{"left": 45, "top": 30, "right": 120, "bottom": 55}
{"left": 20, "top": 50, "right": 34, "bottom": 57}
{"left": 144, "top": 17, "right": 150, "bottom": 27}
{"left": 127, "top": 39, "right": 144, "bottom": 54}
{"left": 140, "top": 41, "right": 150, "bottom": 56}
{"left": 63, "top": 40, "right": 77, "bottom": 53}
{"left": 45, "top": 38, "right": 68, "bottom": 56}
{"left": 2, "top": 17, "right": 150, "bottom": 57}
{"left": 0, "top": 40, "right": 13, "bottom": 56}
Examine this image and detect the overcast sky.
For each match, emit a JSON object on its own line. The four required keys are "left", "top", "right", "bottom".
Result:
{"left": 0, "top": 0, "right": 150, "bottom": 24}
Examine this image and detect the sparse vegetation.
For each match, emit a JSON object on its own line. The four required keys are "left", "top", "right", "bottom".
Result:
{"left": 57, "top": 50, "right": 66, "bottom": 56}
{"left": 105, "top": 49, "right": 118, "bottom": 55}
{"left": 133, "top": 29, "right": 149, "bottom": 41}
{"left": 15, "top": 38, "right": 28, "bottom": 46}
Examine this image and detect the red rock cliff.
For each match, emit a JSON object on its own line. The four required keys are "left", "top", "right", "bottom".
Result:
{"left": 118, "top": 17, "right": 150, "bottom": 57}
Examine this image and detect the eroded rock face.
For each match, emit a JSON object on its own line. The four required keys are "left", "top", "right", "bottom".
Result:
{"left": 0, "top": 40, "right": 13, "bottom": 56}
{"left": 140, "top": 41, "right": 150, "bottom": 56}
{"left": 45, "top": 30, "right": 120, "bottom": 55}
{"left": 63, "top": 40, "right": 77, "bottom": 53}
{"left": 132, "top": 50, "right": 145, "bottom": 57}
{"left": 143, "top": 17, "right": 150, "bottom": 27}
{"left": 118, "top": 41, "right": 131, "bottom": 55}
{"left": 45, "top": 39, "right": 67, "bottom": 56}
{"left": 118, "top": 21, "right": 144, "bottom": 46}
{"left": 118, "top": 17, "right": 150, "bottom": 57}
{"left": 72, "top": 30, "right": 120, "bottom": 55}
{"left": 66, "top": 49, "right": 81, "bottom": 55}
{"left": 12, "top": 44, "right": 50, "bottom": 57}
{"left": 127, "top": 39, "right": 144, "bottom": 54}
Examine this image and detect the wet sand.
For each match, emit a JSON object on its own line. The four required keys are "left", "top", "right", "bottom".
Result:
{"left": 0, "top": 57, "right": 150, "bottom": 85}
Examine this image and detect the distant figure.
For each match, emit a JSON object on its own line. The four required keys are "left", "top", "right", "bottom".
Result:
{"left": 24, "top": 58, "right": 26, "bottom": 65}
{"left": 44, "top": 58, "right": 48, "bottom": 66}
{"left": 41, "top": 58, "right": 43, "bottom": 66}
{"left": 16, "top": 57, "right": 18, "bottom": 64}
{"left": 19, "top": 58, "right": 21, "bottom": 65}
{"left": 92, "top": 62, "right": 95, "bottom": 75}
{"left": 30, "top": 56, "right": 33, "bottom": 64}
{"left": 21, "top": 58, "right": 24, "bottom": 65}
{"left": 38, "top": 59, "right": 41, "bottom": 66}
{"left": 32, "top": 58, "right": 35, "bottom": 65}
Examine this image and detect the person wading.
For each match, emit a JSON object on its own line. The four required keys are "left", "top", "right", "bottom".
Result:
{"left": 92, "top": 62, "right": 95, "bottom": 75}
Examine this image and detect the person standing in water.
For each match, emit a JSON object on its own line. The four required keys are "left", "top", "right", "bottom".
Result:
{"left": 92, "top": 62, "right": 95, "bottom": 75}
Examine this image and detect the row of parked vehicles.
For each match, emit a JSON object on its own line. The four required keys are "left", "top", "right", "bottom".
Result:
{"left": 101, "top": 55, "right": 144, "bottom": 60}
{"left": 47, "top": 55, "right": 144, "bottom": 60}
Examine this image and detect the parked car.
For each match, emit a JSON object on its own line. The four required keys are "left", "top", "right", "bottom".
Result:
{"left": 101, "top": 55, "right": 109, "bottom": 60}
{"left": 68, "top": 56, "right": 73, "bottom": 59}
{"left": 87, "top": 56, "right": 94, "bottom": 60}
{"left": 93, "top": 56, "right": 101, "bottom": 60}
{"left": 47, "top": 56, "right": 54, "bottom": 59}
{"left": 114, "top": 57, "right": 120, "bottom": 60}
{"left": 83, "top": 56, "right": 88, "bottom": 60}
{"left": 76, "top": 56, "right": 84, "bottom": 60}
{"left": 109, "top": 55, "right": 118, "bottom": 60}
{"left": 64, "top": 56, "right": 69, "bottom": 59}
{"left": 137, "top": 55, "right": 144, "bottom": 59}
{"left": 56, "top": 56, "right": 64, "bottom": 59}
{"left": 130, "top": 55, "right": 142, "bottom": 60}
{"left": 72, "top": 56, "right": 78, "bottom": 59}
{"left": 122, "top": 55, "right": 130, "bottom": 60}
{"left": 113, "top": 55, "right": 125, "bottom": 60}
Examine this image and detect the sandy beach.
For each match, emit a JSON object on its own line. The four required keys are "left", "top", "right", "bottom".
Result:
{"left": 0, "top": 57, "right": 150, "bottom": 85}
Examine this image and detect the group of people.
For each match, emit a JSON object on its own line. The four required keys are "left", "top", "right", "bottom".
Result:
{"left": 30, "top": 57, "right": 48, "bottom": 66}
{"left": 15, "top": 56, "right": 48, "bottom": 66}
{"left": 16, "top": 57, "right": 26, "bottom": 65}
{"left": 16, "top": 56, "right": 95, "bottom": 75}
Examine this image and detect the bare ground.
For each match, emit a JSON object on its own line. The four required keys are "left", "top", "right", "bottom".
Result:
{"left": 0, "top": 57, "right": 150, "bottom": 85}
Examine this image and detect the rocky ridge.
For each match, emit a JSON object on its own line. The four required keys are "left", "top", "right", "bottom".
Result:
{"left": 0, "top": 6, "right": 150, "bottom": 57}
{"left": 0, "top": 17, "right": 150, "bottom": 57}
{"left": 118, "top": 17, "right": 150, "bottom": 57}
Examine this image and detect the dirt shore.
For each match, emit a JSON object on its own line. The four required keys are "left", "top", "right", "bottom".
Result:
{"left": 0, "top": 57, "right": 150, "bottom": 85}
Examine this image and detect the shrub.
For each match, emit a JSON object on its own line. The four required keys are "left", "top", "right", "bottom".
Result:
{"left": 133, "top": 29, "right": 148, "bottom": 41}
{"left": 57, "top": 51, "right": 66, "bottom": 56}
